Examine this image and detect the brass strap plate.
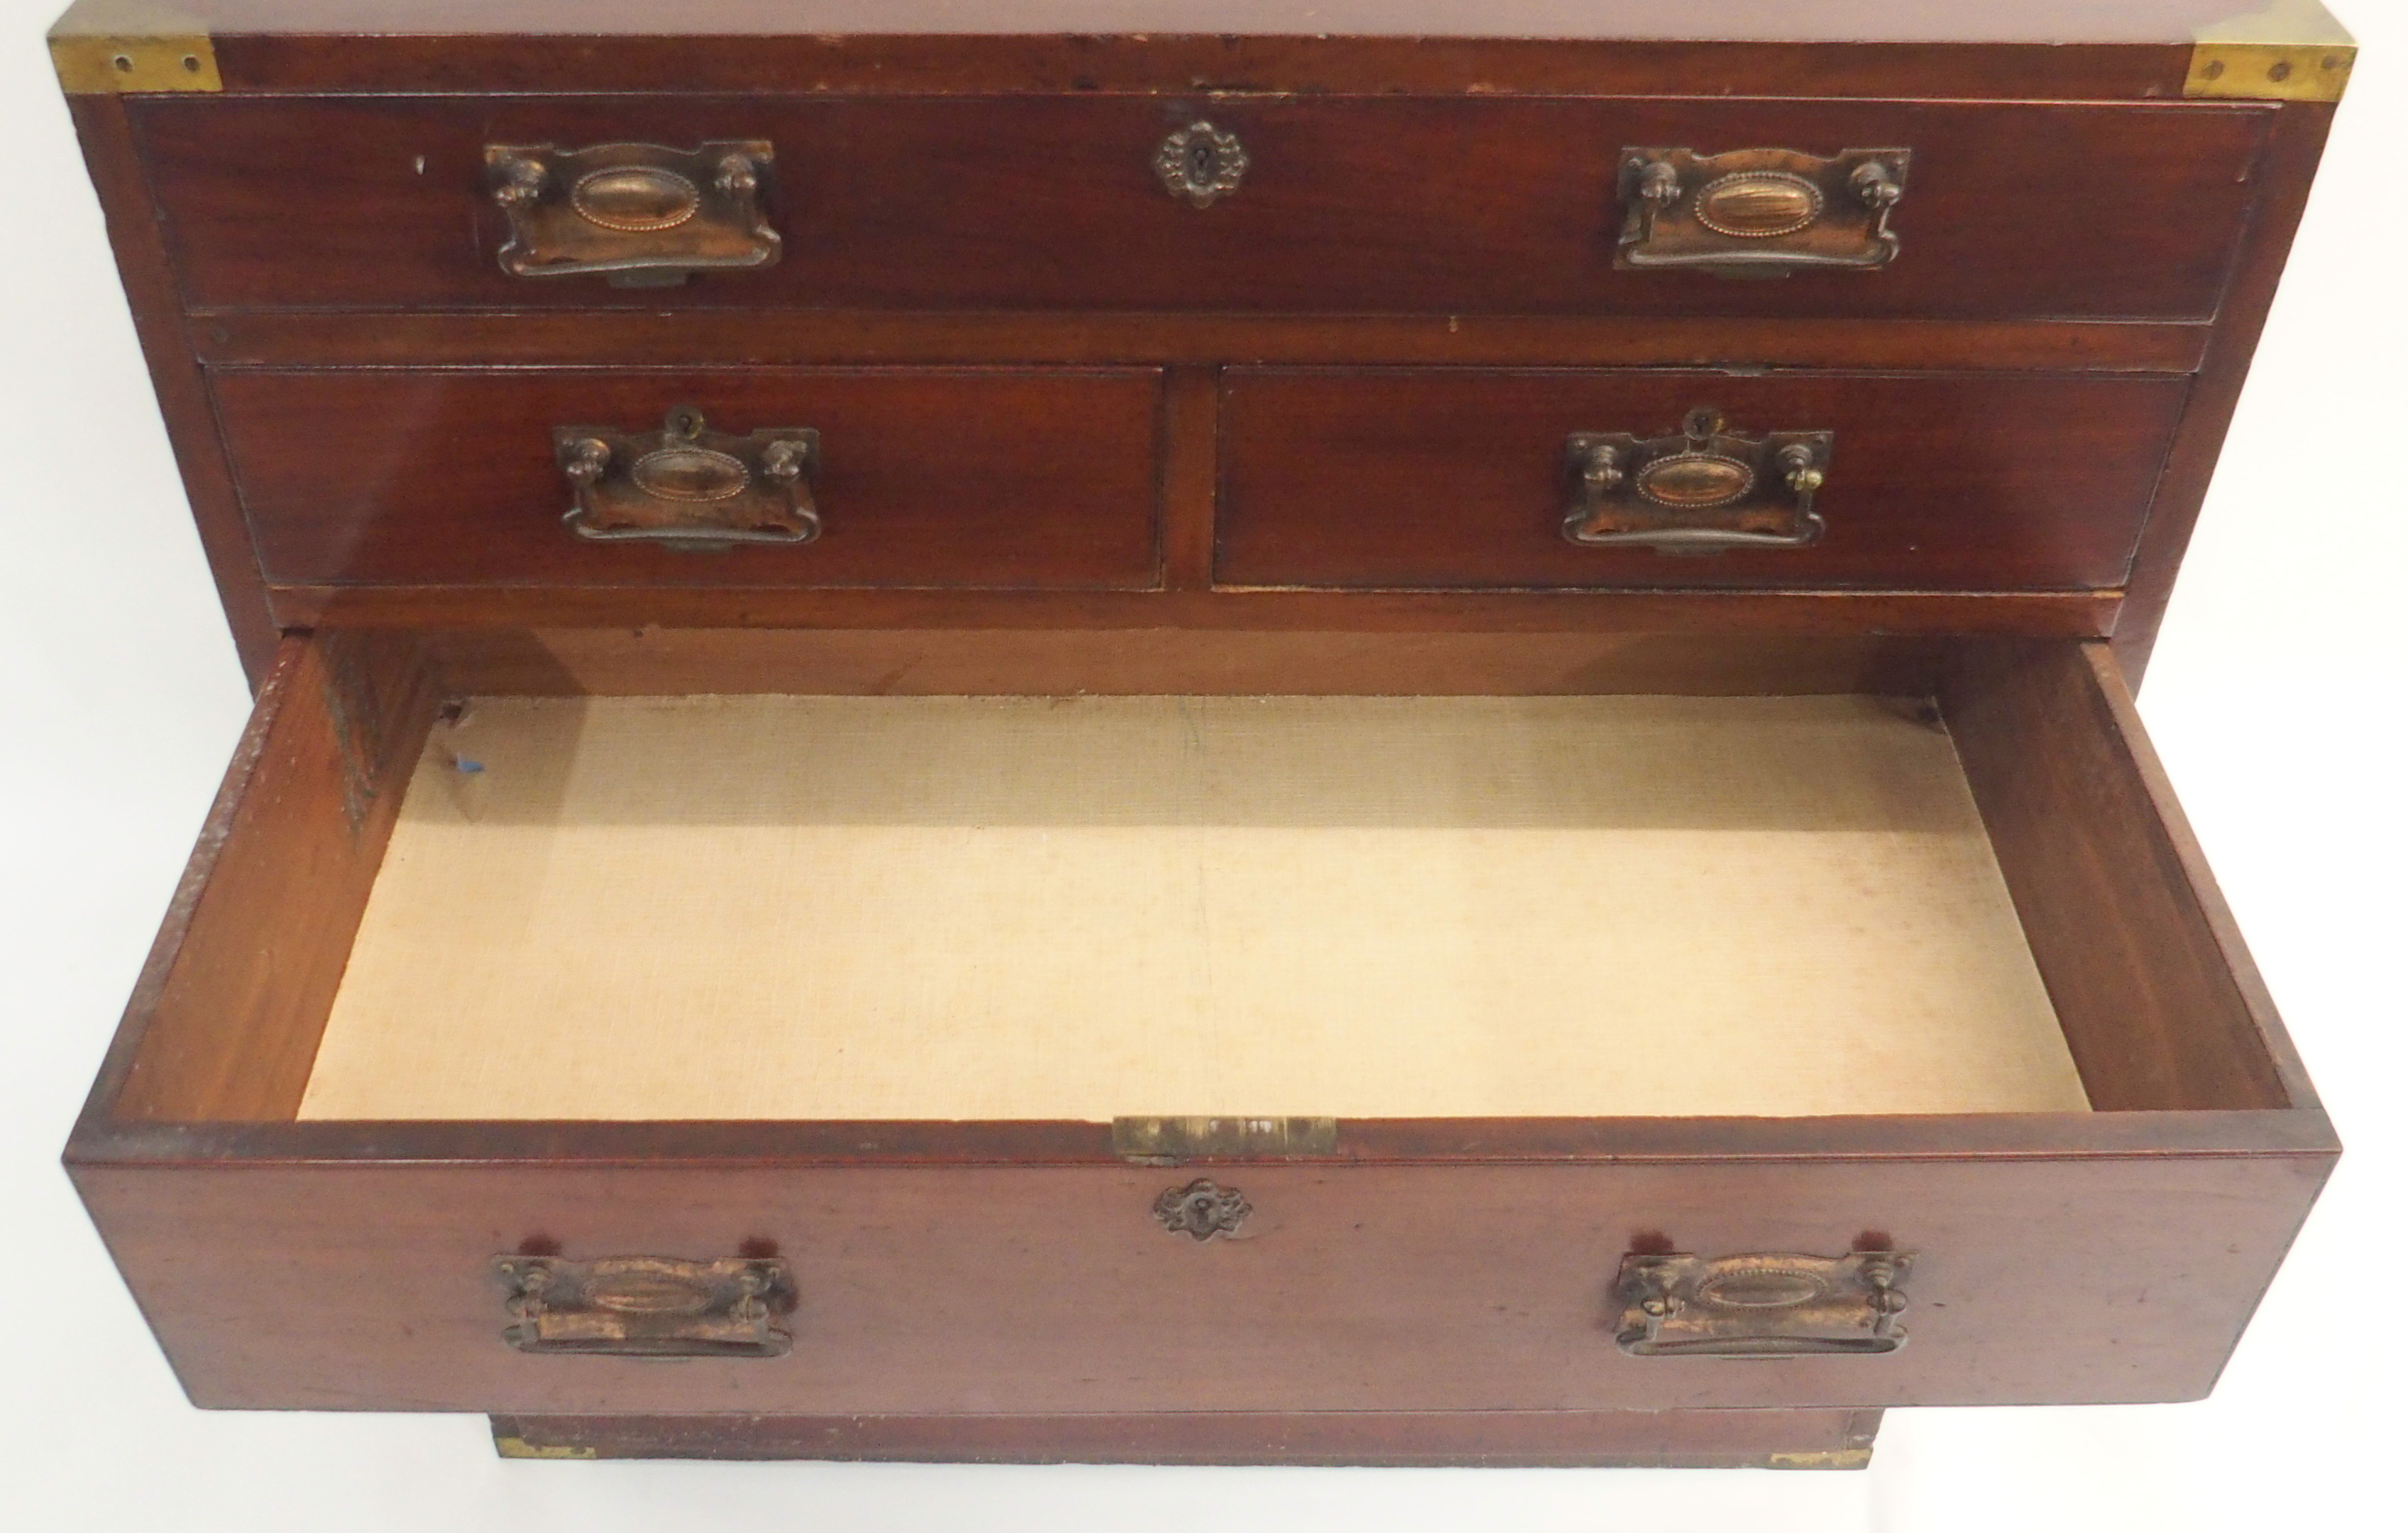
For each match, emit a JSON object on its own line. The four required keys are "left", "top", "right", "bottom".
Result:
{"left": 1113, "top": 1116, "right": 1338, "bottom": 1162}
{"left": 50, "top": 2, "right": 220, "bottom": 94}
{"left": 2188, "top": 2, "right": 2355, "bottom": 101}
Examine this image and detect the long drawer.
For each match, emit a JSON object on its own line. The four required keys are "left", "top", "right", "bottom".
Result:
{"left": 1215, "top": 368, "right": 2192, "bottom": 591}
{"left": 136, "top": 96, "right": 2270, "bottom": 320}
{"left": 70, "top": 633, "right": 2331, "bottom": 1417}
{"left": 211, "top": 368, "right": 1165, "bottom": 591}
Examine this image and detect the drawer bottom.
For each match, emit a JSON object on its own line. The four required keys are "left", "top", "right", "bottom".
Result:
{"left": 488, "top": 1406, "right": 1884, "bottom": 1468}
{"left": 299, "top": 691, "right": 2084, "bottom": 1122}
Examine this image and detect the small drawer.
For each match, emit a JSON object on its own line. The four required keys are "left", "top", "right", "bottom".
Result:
{"left": 135, "top": 96, "right": 2267, "bottom": 321}
{"left": 1215, "top": 368, "right": 2191, "bottom": 591}
{"left": 211, "top": 368, "right": 1163, "bottom": 591}
{"left": 70, "top": 634, "right": 2329, "bottom": 1418}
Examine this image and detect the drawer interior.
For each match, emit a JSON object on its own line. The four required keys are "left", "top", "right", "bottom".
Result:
{"left": 99, "top": 631, "right": 2293, "bottom": 1126}
{"left": 300, "top": 692, "right": 2084, "bottom": 1121}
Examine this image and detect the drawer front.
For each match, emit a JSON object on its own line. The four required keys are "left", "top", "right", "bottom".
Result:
{"left": 138, "top": 96, "right": 2266, "bottom": 320}
{"left": 1216, "top": 369, "right": 2191, "bottom": 591}
{"left": 212, "top": 368, "right": 1163, "bottom": 590}
{"left": 79, "top": 1153, "right": 2321, "bottom": 1414}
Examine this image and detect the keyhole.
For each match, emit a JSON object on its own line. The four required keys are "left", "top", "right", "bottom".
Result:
{"left": 1187, "top": 144, "right": 1217, "bottom": 184}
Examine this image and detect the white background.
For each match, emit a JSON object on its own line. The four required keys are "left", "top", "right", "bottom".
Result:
{"left": 3, "top": 5, "right": 2400, "bottom": 1527}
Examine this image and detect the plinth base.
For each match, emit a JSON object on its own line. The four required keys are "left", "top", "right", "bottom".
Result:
{"left": 490, "top": 1407, "right": 1884, "bottom": 1468}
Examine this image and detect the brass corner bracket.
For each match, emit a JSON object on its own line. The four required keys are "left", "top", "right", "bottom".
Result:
{"left": 1767, "top": 1449, "right": 1876, "bottom": 1471}
{"left": 49, "top": 2, "right": 221, "bottom": 94}
{"left": 492, "top": 1434, "right": 598, "bottom": 1462}
{"left": 2187, "top": 3, "right": 2355, "bottom": 101}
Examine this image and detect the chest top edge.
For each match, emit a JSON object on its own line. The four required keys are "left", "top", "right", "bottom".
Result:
{"left": 48, "top": 1, "right": 2354, "bottom": 105}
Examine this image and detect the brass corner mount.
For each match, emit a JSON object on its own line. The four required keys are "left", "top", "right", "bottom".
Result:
{"left": 2187, "top": 3, "right": 2355, "bottom": 102}
{"left": 50, "top": 1, "right": 221, "bottom": 94}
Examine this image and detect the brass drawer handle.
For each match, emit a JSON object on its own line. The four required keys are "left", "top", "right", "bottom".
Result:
{"left": 556, "top": 405, "right": 820, "bottom": 549}
{"left": 494, "top": 1254, "right": 795, "bottom": 1358}
{"left": 487, "top": 141, "right": 779, "bottom": 287}
{"left": 1615, "top": 1251, "right": 1911, "bottom": 1358}
{"left": 1619, "top": 147, "right": 1910, "bottom": 275}
{"left": 1563, "top": 407, "right": 1832, "bottom": 555}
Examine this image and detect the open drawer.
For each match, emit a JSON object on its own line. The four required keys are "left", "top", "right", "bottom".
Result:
{"left": 68, "top": 632, "right": 2332, "bottom": 1428}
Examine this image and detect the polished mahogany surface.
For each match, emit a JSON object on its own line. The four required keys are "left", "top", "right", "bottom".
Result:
{"left": 52, "top": 0, "right": 2337, "bottom": 43}
{"left": 1219, "top": 369, "right": 2190, "bottom": 592}
{"left": 138, "top": 97, "right": 2267, "bottom": 321}
{"left": 212, "top": 368, "right": 1165, "bottom": 591}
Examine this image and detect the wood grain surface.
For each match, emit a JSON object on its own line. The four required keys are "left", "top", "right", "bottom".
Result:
{"left": 136, "top": 97, "right": 2268, "bottom": 322}
{"left": 1218, "top": 369, "right": 2191, "bottom": 592}
{"left": 211, "top": 368, "right": 1164, "bottom": 591}
{"left": 486, "top": 1405, "right": 1888, "bottom": 1467}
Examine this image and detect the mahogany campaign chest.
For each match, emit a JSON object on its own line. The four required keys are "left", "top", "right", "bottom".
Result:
{"left": 52, "top": 0, "right": 2352, "bottom": 1468}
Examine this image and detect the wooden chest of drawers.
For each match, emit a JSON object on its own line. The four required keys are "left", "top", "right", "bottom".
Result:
{"left": 53, "top": 0, "right": 2353, "bottom": 1468}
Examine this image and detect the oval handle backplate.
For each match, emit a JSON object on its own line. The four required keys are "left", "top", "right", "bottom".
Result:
{"left": 1563, "top": 406, "right": 1831, "bottom": 555}
{"left": 1615, "top": 1250, "right": 1911, "bottom": 1358}
{"left": 556, "top": 405, "right": 820, "bottom": 550}
{"left": 488, "top": 140, "right": 779, "bottom": 287}
{"left": 1619, "top": 147, "right": 1910, "bottom": 275}
{"left": 494, "top": 1253, "right": 795, "bottom": 1358}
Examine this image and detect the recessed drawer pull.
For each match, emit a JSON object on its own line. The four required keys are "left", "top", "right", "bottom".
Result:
{"left": 493, "top": 1254, "right": 796, "bottom": 1358}
{"left": 1615, "top": 1251, "right": 1911, "bottom": 1358}
{"left": 1619, "top": 147, "right": 1911, "bottom": 275}
{"left": 555, "top": 405, "right": 820, "bottom": 549}
{"left": 1563, "top": 407, "right": 1832, "bottom": 554}
{"left": 486, "top": 141, "right": 780, "bottom": 287}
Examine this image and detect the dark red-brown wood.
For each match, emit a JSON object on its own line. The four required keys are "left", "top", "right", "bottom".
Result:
{"left": 1217, "top": 369, "right": 2191, "bottom": 592}
{"left": 2115, "top": 101, "right": 2341, "bottom": 679}
{"left": 88, "top": 0, "right": 2286, "bottom": 45}
{"left": 67, "top": 1148, "right": 2329, "bottom": 1415}
{"left": 210, "top": 368, "right": 1165, "bottom": 591}
{"left": 136, "top": 95, "right": 2269, "bottom": 322}
{"left": 488, "top": 1405, "right": 1887, "bottom": 1467}
{"left": 99, "top": 636, "right": 436, "bottom": 1123}
{"left": 63, "top": 632, "right": 2335, "bottom": 1423}
{"left": 264, "top": 588, "right": 2125, "bottom": 638}
{"left": 52, "top": 0, "right": 2349, "bottom": 1457}
{"left": 63, "top": 97, "right": 279, "bottom": 682}
{"left": 187, "top": 312, "right": 2216, "bottom": 375}
{"left": 1945, "top": 644, "right": 2309, "bottom": 1113}
{"left": 68, "top": 0, "right": 2304, "bottom": 102}
{"left": 421, "top": 627, "right": 1957, "bottom": 699}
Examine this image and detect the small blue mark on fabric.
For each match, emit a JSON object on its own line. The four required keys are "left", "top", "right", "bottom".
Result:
{"left": 454, "top": 757, "right": 485, "bottom": 774}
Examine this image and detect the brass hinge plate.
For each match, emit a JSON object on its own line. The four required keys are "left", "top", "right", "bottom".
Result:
{"left": 2188, "top": 2, "right": 2356, "bottom": 102}
{"left": 50, "top": 2, "right": 221, "bottom": 94}
{"left": 1113, "top": 1116, "right": 1338, "bottom": 1163}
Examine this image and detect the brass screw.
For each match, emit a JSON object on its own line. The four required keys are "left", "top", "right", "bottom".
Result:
{"left": 2269, "top": 60, "right": 2294, "bottom": 83}
{"left": 2204, "top": 59, "right": 2226, "bottom": 80}
{"left": 111, "top": 53, "right": 132, "bottom": 72}
{"left": 183, "top": 54, "right": 202, "bottom": 73}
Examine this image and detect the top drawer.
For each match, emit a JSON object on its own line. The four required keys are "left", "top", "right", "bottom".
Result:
{"left": 134, "top": 96, "right": 2270, "bottom": 321}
